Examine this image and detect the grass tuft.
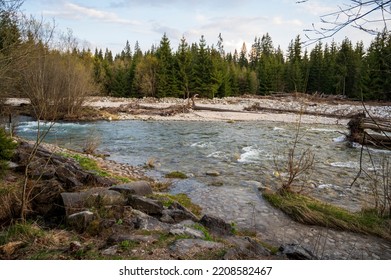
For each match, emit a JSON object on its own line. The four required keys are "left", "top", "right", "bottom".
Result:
{"left": 165, "top": 171, "right": 188, "bottom": 179}
{"left": 263, "top": 190, "right": 391, "bottom": 240}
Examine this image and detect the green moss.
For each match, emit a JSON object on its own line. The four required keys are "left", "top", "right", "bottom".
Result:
{"left": 59, "top": 152, "right": 131, "bottom": 182}
{"left": 165, "top": 171, "right": 188, "bottom": 179}
{"left": 192, "top": 224, "right": 213, "bottom": 241}
{"left": 263, "top": 190, "right": 391, "bottom": 240}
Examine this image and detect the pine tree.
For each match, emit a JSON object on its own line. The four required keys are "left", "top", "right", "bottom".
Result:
{"left": 193, "top": 36, "right": 213, "bottom": 98}
{"left": 286, "top": 35, "right": 304, "bottom": 92}
{"left": 307, "top": 42, "right": 324, "bottom": 93}
{"left": 177, "top": 36, "right": 193, "bottom": 99}
{"left": 238, "top": 42, "right": 248, "bottom": 68}
{"left": 364, "top": 30, "right": 391, "bottom": 100}
{"left": 155, "top": 33, "right": 174, "bottom": 98}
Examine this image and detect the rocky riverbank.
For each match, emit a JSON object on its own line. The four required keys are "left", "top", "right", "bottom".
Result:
{"left": 2, "top": 139, "right": 319, "bottom": 260}
{"left": 4, "top": 94, "right": 391, "bottom": 124}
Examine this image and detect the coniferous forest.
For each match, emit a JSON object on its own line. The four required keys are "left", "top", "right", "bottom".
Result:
{"left": 90, "top": 31, "right": 391, "bottom": 101}
{"left": 1, "top": 5, "right": 391, "bottom": 102}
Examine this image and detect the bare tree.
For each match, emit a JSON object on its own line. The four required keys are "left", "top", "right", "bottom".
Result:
{"left": 301, "top": 0, "right": 391, "bottom": 44}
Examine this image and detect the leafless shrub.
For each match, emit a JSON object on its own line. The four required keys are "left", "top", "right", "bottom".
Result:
{"left": 83, "top": 128, "right": 101, "bottom": 155}
{"left": 275, "top": 115, "right": 315, "bottom": 192}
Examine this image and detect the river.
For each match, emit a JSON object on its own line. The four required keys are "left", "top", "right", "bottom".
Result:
{"left": 16, "top": 118, "right": 391, "bottom": 259}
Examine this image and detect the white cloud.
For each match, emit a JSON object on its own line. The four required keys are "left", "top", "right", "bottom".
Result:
{"left": 43, "top": 2, "right": 140, "bottom": 25}
{"left": 272, "top": 16, "right": 303, "bottom": 27}
{"left": 297, "top": 0, "right": 336, "bottom": 16}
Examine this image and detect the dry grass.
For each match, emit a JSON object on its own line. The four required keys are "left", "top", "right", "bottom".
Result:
{"left": 263, "top": 190, "right": 391, "bottom": 241}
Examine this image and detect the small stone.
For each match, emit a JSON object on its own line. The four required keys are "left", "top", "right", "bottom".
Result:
{"left": 206, "top": 170, "right": 220, "bottom": 176}
{"left": 101, "top": 245, "right": 118, "bottom": 256}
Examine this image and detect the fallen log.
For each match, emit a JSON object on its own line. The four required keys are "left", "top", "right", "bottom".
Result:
{"left": 347, "top": 113, "right": 391, "bottom": 149}
{"left": 193, "top": 105, "right": 247, "bottom": 113}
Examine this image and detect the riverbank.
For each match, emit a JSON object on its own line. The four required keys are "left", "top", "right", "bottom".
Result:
{"left": 2, "top": 94, "right": 391, "bottom": 260}
{"left": 5, "top": 94, "right": 391, "bottom": 124}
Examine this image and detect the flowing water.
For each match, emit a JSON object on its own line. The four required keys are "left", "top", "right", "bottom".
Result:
{"left": 16, "top": 118, "right": 391, "bottom": 259}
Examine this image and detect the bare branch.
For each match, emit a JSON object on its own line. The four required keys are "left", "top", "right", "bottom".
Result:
{"left": 301, "top": 0, "right": 391, "bottom": 45}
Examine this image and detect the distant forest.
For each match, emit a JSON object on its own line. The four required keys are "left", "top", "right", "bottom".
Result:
{"left": 91, "top": 31, "right": 391, "bottom": 101}
{"left": 1, "top": 9, "right": 390, "bottom": 102}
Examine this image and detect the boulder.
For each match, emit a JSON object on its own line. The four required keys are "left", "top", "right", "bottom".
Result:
{"left": 109, "top": 181, "right": 153, "bottom": 197}
{"left": 61, "top": 188, "right": 126, "bottom": 216}
{"left": 127, "top": 195, "right": 163, "bottom": 216}
{"left": 279, "top": 244, "right": 318, "bottom": 260}
{"left": 160, "top": 209, "right": 198, "bottom": 224}
{"left": 55, "top": 166, "right": 83, "bottom": 189}
{"left": 199, "top": 214, "right": 233, "bottom": 236}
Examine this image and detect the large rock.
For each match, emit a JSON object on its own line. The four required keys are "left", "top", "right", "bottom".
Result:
{"left": 61, "top": 188, "right": 126, "bottom": 215}
{"left": 160, "top": 201, "right": 199, "bottom": 223}
{"left": 127, "top": 195, "right": 163, "bottom": 216}
{"left": 109, "top": 181, "right": 153, "bottom": 197}
{"left": 55, "top": 166, "right": 84, "bottom": 189}
{"left": 279, "top": 244, "right": 318, "bottom": 260}
{"left": 199, "top": 214, "right": 233, "bottom": 236}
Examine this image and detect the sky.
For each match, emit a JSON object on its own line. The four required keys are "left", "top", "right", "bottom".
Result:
{"left": 21, "top": 0, "right": 385, "bottom": 55}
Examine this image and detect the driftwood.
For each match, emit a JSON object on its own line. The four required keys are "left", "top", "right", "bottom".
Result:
{"left": 347, "top": 113, "right": 391, "bottom": 149}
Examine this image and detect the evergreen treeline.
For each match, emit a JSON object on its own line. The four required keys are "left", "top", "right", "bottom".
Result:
{"left": 91, "top": 32, "right": 391, "bottom": 100}
{"left": 1, "top": 4, "right": 391, "bottom": 101}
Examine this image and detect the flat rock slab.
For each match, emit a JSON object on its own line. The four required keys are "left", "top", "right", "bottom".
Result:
{"left": 127, "top": 195, "right": 163, "bottom": 215}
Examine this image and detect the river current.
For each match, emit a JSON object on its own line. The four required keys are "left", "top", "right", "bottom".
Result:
{"left": 16, "top": 119, "right": 390, "bottom": 210}
{"left": 16, "top": 118, "right": 391, "bottom": 259}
